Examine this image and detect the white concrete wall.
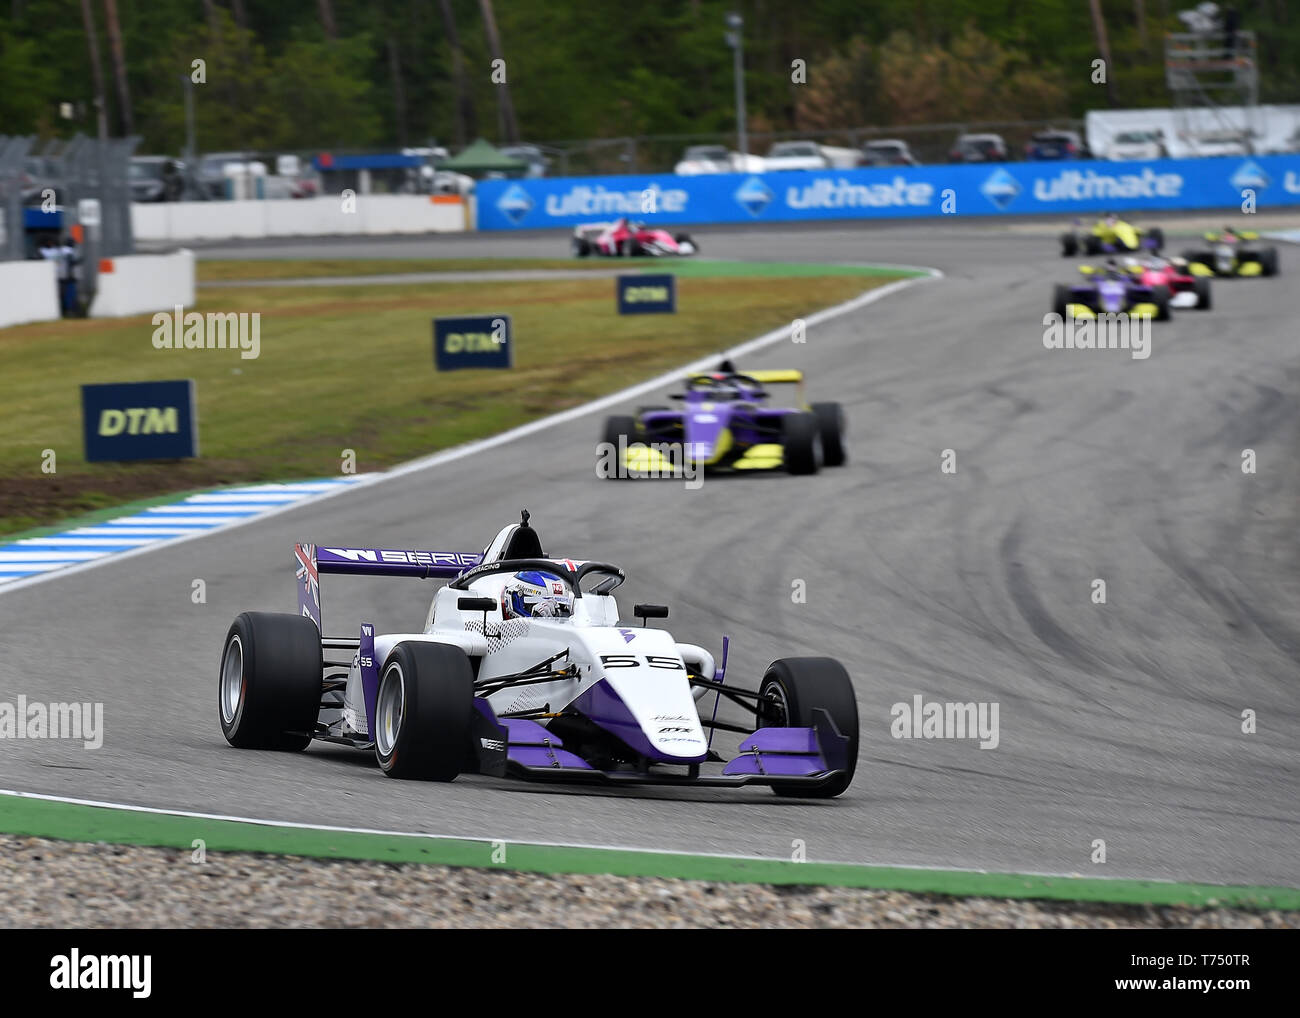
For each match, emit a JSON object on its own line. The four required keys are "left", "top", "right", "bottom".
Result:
{"left": 132, "top": 195, "right": 468, "bottom": 242}
{"left": 0, "top": 260, "right": 61, "bottom": 328}
{"left": 89, "top": 249, "right": 196, "bottom": 318}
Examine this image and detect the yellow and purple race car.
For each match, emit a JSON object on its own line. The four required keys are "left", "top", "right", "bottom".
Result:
{"left": 601, "top": 360, "right": 845, "bottom": 476}
{"left": 1061, "top": 215, "right": 1165, "bottom": 257}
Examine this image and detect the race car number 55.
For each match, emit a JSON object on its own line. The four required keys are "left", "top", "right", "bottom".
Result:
{"left": 601, "top": 655, "right": 684, "bottom": 669}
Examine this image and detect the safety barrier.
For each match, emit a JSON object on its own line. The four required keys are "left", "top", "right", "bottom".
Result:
{"left": 132, "top": 194, "right": 468, "bottom": 242}
{"left": 476, "top": 155, "right": 1300, "bottom": 230}
{"left": 89, "top": 249, "right": 196, "bottom": 318}
{"left": 0, "top": 259, "right": 60, "bottom": 328}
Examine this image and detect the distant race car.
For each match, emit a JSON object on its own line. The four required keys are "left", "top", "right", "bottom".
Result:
{"left": 1052, "top": 262, "right": 1172, "bottom": 320}
{"left": 218, "top": 511, "right": 858, "bottom": 796}
{"left": 1061, "top": 215, "right": 1164, "bottom": 257}
{"left": 1127, "top": 256, "right": 1212, "bottom": 310}
{"left": 601, "top": 361, "right": 845, "bottom": 476}
{"left": 573, "top": 217, "right": 697, "bottom": 257}
{"left": 1181, "top": 229, "right": 1279, "bottom": 278}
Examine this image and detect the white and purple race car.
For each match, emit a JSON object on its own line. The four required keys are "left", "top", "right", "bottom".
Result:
{"left": 219, "top": 511, "right": 857, "bottom": 796}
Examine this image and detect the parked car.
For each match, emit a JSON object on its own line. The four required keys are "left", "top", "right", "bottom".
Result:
{"left": 1183, "top": 132, "right": 1251, "bottom": 158}
{"left": 1106, "top": 130, "right": 1167, "bottom": 161}
{"left": 129, "top": 156, "right": 185, "bottom": 203}
{"left": 1024, "top": 129, "right": 1089, "bottom": 160}
{"left": 674, "top": 145, "right": 735, "bottom": 175}
{"left": 763, "top": 141, "right": 829, "bottom": 171}
{"left": 196, "top": 151, "right": 263, "bottom": 199}
{"left": 948, "top": 133, "right": 1008, "bottom": 163}
{"left": 499, "top": 143, "right": 551, "bottom": 178}
{"left": 860, "top": 139, "right": 919, "bottom": 166}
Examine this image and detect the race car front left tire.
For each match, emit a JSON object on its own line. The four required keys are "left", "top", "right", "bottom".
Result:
{"left": 1193, "top": 276, "right": 1212, "bottom": 309}
{"left": 1151, "top": 284, "right": 1172, "bottom": 321}
{"left": 810, "top": 401, "right": 846, "bottom": 467}
{"left": 1259, "top": 247, "right": 1279, "bottom": 276}
{"left": 758, "top": 657, "right": 859, "bottom": 798}
{"left": 374, "top": 642, "right": 473, "bottom": 781}
{"left": 1060, "top": 233, "right": 1078, "bottom": 257}
{"left": 219, "top": 612, "right": 322, "bottom": 751}
{"left": 780, "top": 412, "right": 822, "bottom": 475}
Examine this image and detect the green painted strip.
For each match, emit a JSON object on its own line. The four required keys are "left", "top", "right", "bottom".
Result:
{"left": 645, "top": 260, "right": 929, "bottom": 279}
{"left": 1, "top": 792, "right": 1294, "bottom": 909}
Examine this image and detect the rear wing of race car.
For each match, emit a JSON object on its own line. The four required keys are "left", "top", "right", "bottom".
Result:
{"left": 746, "top": 369, "right": 805, "bottom": 402}
{"left": 295, "top": 543, "right": 482, "bottom": 631}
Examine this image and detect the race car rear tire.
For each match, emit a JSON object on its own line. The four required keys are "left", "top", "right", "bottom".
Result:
{"left": 1193, "top": 276, "right": 1212, "bottom": 310}
{"left": 1259, "top": 247, "right": 1279, "bottom": 276}
{"left": 758, "top": 658, "right": 858, "bottom": 798}
{"left": 1083, "top": 236, "right": 1102, "bottom": 256}
{"left": 374, "top": 642, "right": 473, "bottom": 781}
{"left": 219, "top": 612, "right": 321, "bottom": 751}
{"left": 1052, "top": 284, "right": 1070, "bottom": 320}
{"left": 1060, "top": 233, "right": 1078, "bottom": 257}
{"left": 1151, "top": 285, "right": 1172, "bottom": 321}
{"left": 574, "top": 238, "right": 591, "bottom": 258}
{"left": 780, "top": 412, "right": 821, "bottom": 475}
{"left": 810, "top": 401, "right": 846, "bottom": 467}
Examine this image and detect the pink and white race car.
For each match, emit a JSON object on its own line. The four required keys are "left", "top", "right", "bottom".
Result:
{"left": 572, "top": 217, "right": 698, "bottom": 257}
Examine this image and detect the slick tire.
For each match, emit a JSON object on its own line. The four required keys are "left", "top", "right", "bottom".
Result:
{"left": 810, "top": 401, "right": 846, "bottom": 467}
{"left": 759, "top": 657, "right": 859, "bottom": 798}
{"left": 1152, "top": 284, "right": 1172, "bottom": 321}
{"left": 1084, "top": 236, "right": 1102, "bottom": 256}
{"left": 1147, "top": 227, "right": 1165, "bottom": 252}
{"left": 374, "top": 642, "right": 474, "bottom": 781}
{"left": 1260, "top": 247, "right": 1279, "bottom": 277}
{"left": 781, "top": 411, "right": 822, "bottom": 475}
{"left": 220, "top": 612, "right": 321, "bottom": 751}
{"left": 1060, "top": 234, "right": 1078, "bottom": 257}
{"left": 1194, "top": 276, "right": 1212, "bottom": 310}
{"left": 601, "top": 415, "right": 637, "bottom": 479}
{"left": 574, "top": 238, "right": 591, "bottom": 257}
{"left": 1052, "top": 284, "right": 1071, "bottom": 320}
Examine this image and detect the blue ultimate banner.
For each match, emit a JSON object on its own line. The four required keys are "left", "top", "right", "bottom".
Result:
{"left": 81, "top": 379, "right": 198, "bottom": 462}
{"left": 478, "top": 155, "right": 1300, "bottom": 230}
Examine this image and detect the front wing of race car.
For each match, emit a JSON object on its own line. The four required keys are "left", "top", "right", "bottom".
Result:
{"left": 472, "top": 695, "right": 852, "bottom": 789}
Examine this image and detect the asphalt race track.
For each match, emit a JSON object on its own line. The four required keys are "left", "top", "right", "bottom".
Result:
{"left": 3, "top": 222, "right": 1297, "bottom": 888}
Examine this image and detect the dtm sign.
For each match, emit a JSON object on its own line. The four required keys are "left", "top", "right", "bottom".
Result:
{"left": 80, "top": 379, "right": 198, "bottom": 462}
{"left": 617, "top": 274, "right": 676, "bottom": 314}
{"left": 434, "top": 315, "right": 513, "bottom": 371}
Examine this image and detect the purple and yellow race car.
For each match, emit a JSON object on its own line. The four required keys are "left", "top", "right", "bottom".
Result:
{"left": 601, "top": 360, "right": 845, "bottom": 476}
{"left": 1061, "top": 215, "right": 1165, "bottom": 257}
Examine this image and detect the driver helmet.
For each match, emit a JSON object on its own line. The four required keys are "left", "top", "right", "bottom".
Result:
{"left": 501, "top": 570, "right": 572, "bottom": 620}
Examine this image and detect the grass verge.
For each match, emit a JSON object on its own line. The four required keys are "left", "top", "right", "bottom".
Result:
{"left": 1, "top": 267, "right": 900, "bottom": 536}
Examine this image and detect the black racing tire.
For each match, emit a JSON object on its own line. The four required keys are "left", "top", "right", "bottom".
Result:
{"left": 758, "top": 657, "right": 859, "bottom": 798}
{"left": 374, "top": 642, "right": 474, "bottom": 781}
{"left": 1193, "top": 276, "right": 1212, "bottom": 310}
{"left": 1147, "top": 227, "right": 1164, "bottom": 252}
{"left": 219, "top": 612, "right": 321, "bottom": 751}
{"left": 1083, "top": 235, "right": 1102, "bottom": 255}
{"left": 601, "top": 415, "right": 637, "bottom": 479}
{"left": 1052, "top": 283, "right": 1070, "bottom": 320}
{"left": 810, "top": 401, "right": 846, "bottom": 467}
{"left": 1060, "top": 233, "right": 1078, "bottom": 257}
{"left": 1151, "top": 284, "right": 1172, "bottom": 321}
{"left": 1259, "top": 247, "right": 1279, "bottom": 277}
{"left": 780, "top": 411, "right": 821, "bottom": 475}
{"left": 574, "top": 238, "right": 591, "bottom": 257}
